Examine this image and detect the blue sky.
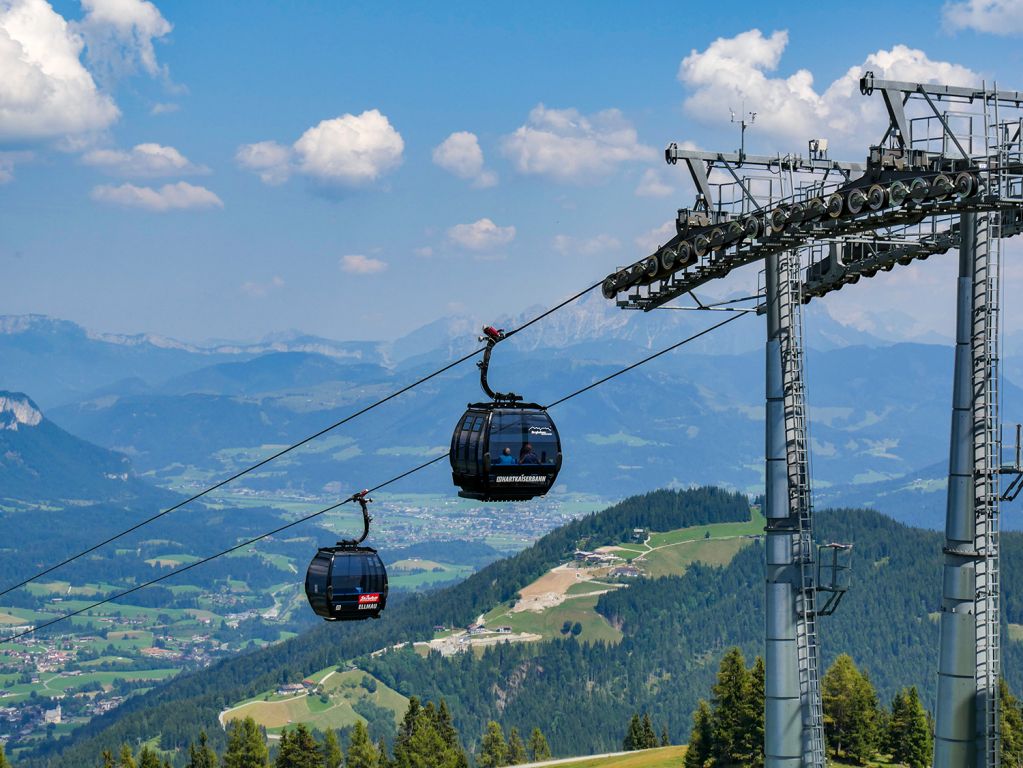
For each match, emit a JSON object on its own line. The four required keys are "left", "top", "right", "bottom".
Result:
{"left": 3, "top": 0, "right": 1023, "bottom": 343}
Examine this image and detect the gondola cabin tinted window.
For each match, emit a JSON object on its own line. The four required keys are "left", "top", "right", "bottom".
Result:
{"left": 490, "top": 410, "right": 558, "bottom": 465}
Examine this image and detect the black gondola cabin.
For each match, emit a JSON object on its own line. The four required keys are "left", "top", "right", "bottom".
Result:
{"left": 450, "top": 402, "right": 562, "bottom": 501}
{"left": 305, "top": 545, "right": 388, "bottom": 621}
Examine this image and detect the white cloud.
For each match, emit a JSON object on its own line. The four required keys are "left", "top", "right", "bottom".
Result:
{"left": 448, "top": 218, "right": 516, "bottom": 251}
{"left": 77, "top": 0, "right": 172, "bottom": 79}
{"left": 432, "top": 131, "right": 497, "bottom": 188}
{"left": 414, "top": 246, "right": 434, "bottom": 257}
{"left": 235, "top": 141, "right": 291, "bottom": 185}
{"left": 90, "top": 181, "right": 223, "bottom": 211}
{"left": 295, "top": 110, "right": 404, "bottom": 187}
{"left": 943, "top": 0, "right": 1023, "bottom": 35}
{"left": 0, "top": 0, "right": 119, "bottom": 142}
{"left": 82, "top": 142, "right": 206, "bottom": 176}
{"left": 677, "top": 30, "right": 979, "bottom": 148}
{"left": 501, "top": 104, "right": 656, "bottom": 184}
{"left": 237, "top": 110, "right": 404, "bottom": 190}
{"left": 635, "top": 168, "right": 673, "bottom": 198}
{"left": 150, "top": 101, "right": 177, "bottom": 115}
{"left": 552, "top": 233, "right": 621, "bottom": 255}
{"left": 240, "top": 275, "right": 284, "bottom": 298}
{"left": 340, "top": 254, "right": 387, "bottom": 274}
{"left": 635, "top": 220, "right": 676, "bottom": 253}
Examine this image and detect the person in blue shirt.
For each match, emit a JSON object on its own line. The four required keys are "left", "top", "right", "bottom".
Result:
{"left": 494, "top": 447, "right": 516, "bottom": 465}
{"left": 519, "top": 443, "right": 540, "bottom": 465}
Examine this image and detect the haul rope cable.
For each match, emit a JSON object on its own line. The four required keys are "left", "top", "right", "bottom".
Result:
{"left": 3, "top": 310, "right": 747, "bottom": 641}
{"left": 0, "top": 280, "right": 603, "bottom": 598}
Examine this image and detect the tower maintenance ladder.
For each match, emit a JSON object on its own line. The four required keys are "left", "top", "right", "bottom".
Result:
{"left": 973, "top": 211, "right": 1001, "bottom": 768}
{"left": 777, "top": 248, "right": 826, "bottom": 768}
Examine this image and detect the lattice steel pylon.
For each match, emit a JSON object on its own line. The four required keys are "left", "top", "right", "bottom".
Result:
{"left": 600, "top": 74, "right": 1023, "bottom": 767}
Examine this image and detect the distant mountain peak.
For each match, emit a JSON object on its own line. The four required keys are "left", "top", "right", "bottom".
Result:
{"left": 0, "top": 392, "right": 42, "bottom": 431}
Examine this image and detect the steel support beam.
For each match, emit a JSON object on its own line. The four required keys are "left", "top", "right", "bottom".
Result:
{"left": 764, "top": 251, "right": 802, "bottom": 767}
{"left": 934, "top": 213, "right": 979, "bottom": 768}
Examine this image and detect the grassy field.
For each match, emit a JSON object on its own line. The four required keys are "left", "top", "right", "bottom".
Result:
{"left": 646, "top": 507, "right": 765, "bottom": 548}
{"left": 1009, "top": 623, "right": 1023, "bottom": 642}
{"left": 535, "top": 746, "right": 686, "bottom": 767}
{"left": 641, "top": 537, "right": 750, "bottom": 578}
{"left": 483, "top": 593, "right": 622, "bottom": 644}
{"left": 223, "top": 669, "right": 407, "bottom": 736}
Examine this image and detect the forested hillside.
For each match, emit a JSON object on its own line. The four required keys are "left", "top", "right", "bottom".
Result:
{"left": 19, "top": 489, "right": 1023, "bottom": 765}
{"left": 21, "top": 487, "right": 748, "bottom": 766}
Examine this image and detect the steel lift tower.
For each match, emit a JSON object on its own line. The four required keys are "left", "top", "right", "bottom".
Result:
{"left": 600, "top": 74, "right": 1023, "bottom": 766}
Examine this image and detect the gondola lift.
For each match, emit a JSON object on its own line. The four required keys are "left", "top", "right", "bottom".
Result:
{"left": 449, "top": 326, "right": 562, "bottom": 502}
{"left": 305, "top": 490, "right": 388, "bottom": 621}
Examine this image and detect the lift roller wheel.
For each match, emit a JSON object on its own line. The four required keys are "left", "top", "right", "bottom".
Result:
{"left": 768, "top": 206, "right": 789, "bottom": 232}
{"left": 888, "top": 180, "right": 909, "bottom": 206}
{"left": 692, "top": 234, "right": 710, "bottom": 258}
{"left": 930, "top": 173, "right": 953, "bottom": 200}
{"left": 643, "top": 255, "right": 659, "bottom": 278}
{"left": 909, "top": 177, "right": 930, "bottom": 204}
{"left": 741, "top": 215, "right": 760, "bottom": 239}
{"left": 658, "top": 246, "right": 677, "bottom": 272}
{"left": 954, "top": 171, "right": 977, "bottom": 199}
{"left": 805, "top": 198, "right": 827, "bottom": 220}
{"left": 866, "top": 184, "right": 887, "bottom": 211}
{"left": 826, "top": 192, "right": 844, "bottom": 218}
{"left": 846, "top": 188, "right": 867, "bottom": 216}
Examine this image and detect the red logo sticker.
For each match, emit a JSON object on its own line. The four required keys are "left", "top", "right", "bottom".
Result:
{"left": 358, "top": 594, "right": 380, "bottom": 604}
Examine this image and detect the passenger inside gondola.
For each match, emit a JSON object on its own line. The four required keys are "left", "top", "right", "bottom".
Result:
{"left": 519, "top": 443, "right": 539, "bottom": 464}
{"left": 494, "top": 447, "right": 516, "bottom": 465}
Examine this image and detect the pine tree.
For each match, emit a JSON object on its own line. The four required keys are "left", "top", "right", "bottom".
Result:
{"left": 822, "top": 654, "right": 880, "bottom": 762}
{"left": 477, "top": 721, "right": 509, "bottom": 768}
{"left": 660, "top": 725, "right": 670, "bottom": 747}
{"left": 1002, "top": 678, "right": 1023, "bottom": 768}
{"left": 435, "top": 699, "right": 469, "bottom": 767}
{"left": 346, "top": 722, "right": 379, "bottom": 768}
{"left": 102, "top": 750, "right": 116, "bottom": 768}
{"left": 684, "top": 700, "right": 713, "bottom": 768}
{"left": 119, "top": 744, "right": 137, "bottom": 768}
{"left": 0, "top": 742, "right": 8, "bottom": 768}
{"left": 640, "top": 713, "right": 657, "bottom": 749}
{"left": 406, "top": 702, "right": 449, "bottom": 767}
{"left": 138, "top": 747, "right": 162, "bottom": 768}
{"left": 527, "top": 728, "right": 551, "bottom": 762}
{"left": 375, "top": 737, "right": 389, "bottom": 768}
{"left": 188, "top": 730, "right": 219, "bottom": 768}
{"left": 322, "top": 730, "right": 343, "bottom": 768}
{"left": 507, "top": 728, "right": 527, "bottom": 765}
{"left": 392, "top": 697, "right": 421, "bottom": 768}
{"left": 888, "top": 686, "right": 931, "bottom": 768}
{"left": 745, "top": 655, "right": 766, "bottom": 767}
{"left": 224, "top": 717, "right": 270, "bottom": 768}
{"left": 276, "top": 724, "right": 321, "bottom": 768}
{"left": 710, "top": 647, "right": 755, "bottom": 765}
{"left": 623, "top": 713, "right": 643, "bottom": 751}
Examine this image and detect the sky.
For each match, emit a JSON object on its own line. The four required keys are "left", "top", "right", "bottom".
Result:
{"left": 3, "top": 0, "right": 1023, "bottom": 344}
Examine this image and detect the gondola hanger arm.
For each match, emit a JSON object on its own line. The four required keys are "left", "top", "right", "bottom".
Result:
{"left": 476, "top": 325, "right": 523, "bottom": 403}
{"left": 338, "top": 489, "right": 373, "bottom": 546}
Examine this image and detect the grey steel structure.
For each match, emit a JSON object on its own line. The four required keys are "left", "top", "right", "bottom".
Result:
{"left": 600, "top": 75, "right": 1023, "bottom": 767}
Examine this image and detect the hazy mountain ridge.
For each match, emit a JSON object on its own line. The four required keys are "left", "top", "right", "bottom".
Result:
{"left": 5, "top": 310, "right": 1022, "bottom": 528}
{"left": 0, "top": 390, "right": 156, "bottom": 503}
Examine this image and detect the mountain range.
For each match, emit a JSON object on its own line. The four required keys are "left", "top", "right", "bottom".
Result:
{"left": 3, "top": 305, "right": 1023, "bottom": 529}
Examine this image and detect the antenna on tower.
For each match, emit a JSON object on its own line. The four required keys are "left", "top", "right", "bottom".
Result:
{"left": 730, "top": 104, "right": 756, "bottom": 165}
